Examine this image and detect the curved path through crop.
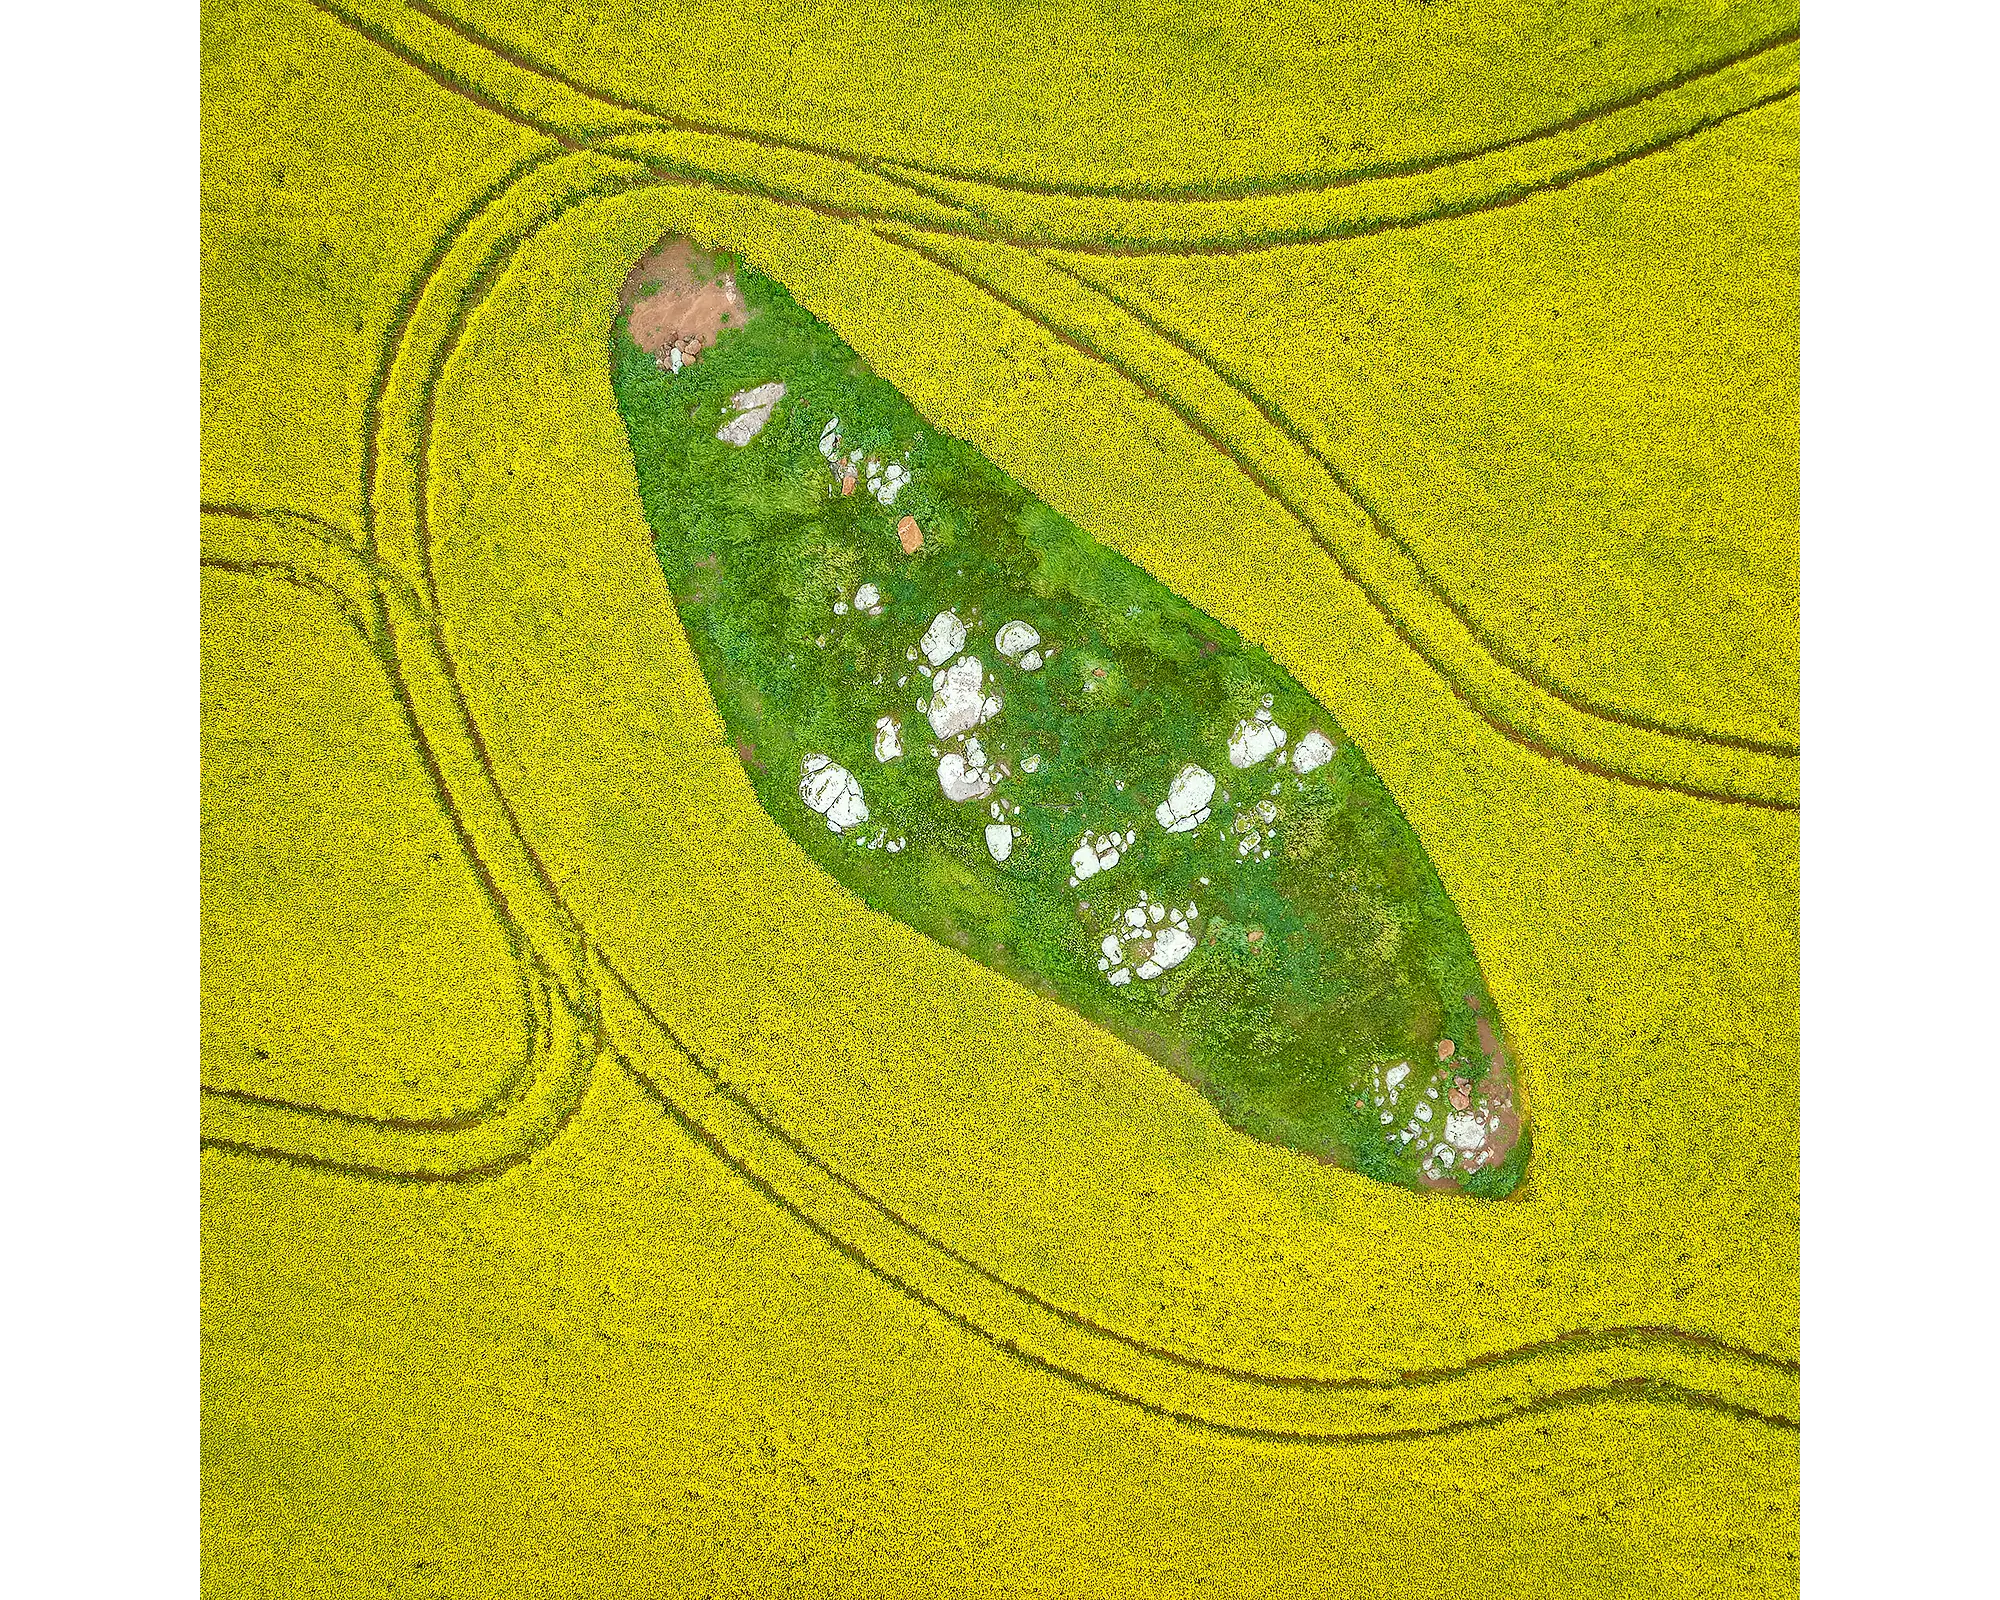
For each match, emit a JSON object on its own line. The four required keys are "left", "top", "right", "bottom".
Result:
{"left": 203, "top": 113, "right": 1799, "bottom": 1438}
{"left": 297, "top": 0, "right": 1802, "bottom": 797}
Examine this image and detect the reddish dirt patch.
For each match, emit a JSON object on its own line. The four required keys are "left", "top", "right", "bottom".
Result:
{"left": 620, "top": 236, "right": 752, "bottom": 359}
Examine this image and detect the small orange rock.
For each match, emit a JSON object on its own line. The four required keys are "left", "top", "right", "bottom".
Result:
{"left": 896, "top": 514, "right": 922, "bottom": 553}
{"left": 842, "top": 472, "right": 858, "bottom": 497}
{"left": 1449, "top": 1085, "right": 1472, "bottom": 1110}
{"left": 1436, "top": 1038, "right": 1455, "bottom": 1060}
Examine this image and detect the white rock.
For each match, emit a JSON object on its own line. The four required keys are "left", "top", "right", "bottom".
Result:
{"left": 1150, "top": 925, "right": 1196, "bottom": 972}
{"left": 1100, "top": 934, "right": 1123, "bottom": 960}
{"left": 1021, "top": 754, "right": 1041, "bottom": 773}
{"left": 854, "top": 583, "right": 880, "bottom": 611}
{"left": 984, "top": 824, "right": 1014, "bottom": 863}
{"left": 995, "top": 620, "right": 1042, "bottom": 660}
{"left": 874, "top": 716, "right": 903, "bottom": 763}
{"left": 1435, "top": 1147, "right": 1455, "bottom": 1168}
{"left": 1414, "top": 1101, "right": 1434, "bottom": 1123}
{"left": 927, "top": 656, "right": 1002, "bottom": 738}
{"left": 1108, "top": 969, "right": 1132, "bottom": 987}
{"left": 716, "top": 382, "right": 786, "bottom": 446}
{"left": 1444, "top": 1112, "right": 1486, "bottom": 1152}
{"left": 1384, "top": 1062, "right": 1410, "bottom": 1093}
{"left": 920, "top": 610, "right": 966, "bottom": 666}
{"left": 834, "top": 601, "right": 849, "bottom": 615}
{"left": 669, "top": 346, "right": 683, "bottom": 373}
{"left": 1071, "top": 833, "right": 1125, "bottom": 880}
{"left": 1154, "top": 763, "right": 1216, "bottom": 833}
{"left": 1228, "top": 718, "right": 1289, "bottom": 768}
{"left": 1292, "top": 730, "right": 1335, "bottom": 774}
{"left": 798, "top": 754, "right": 867, "bottom": 833}
{"left": 937, "top": 751, "right": 992, "bottom": 802}
{"left": 1018, "top": 649, "right": 1043, "bottom": 671}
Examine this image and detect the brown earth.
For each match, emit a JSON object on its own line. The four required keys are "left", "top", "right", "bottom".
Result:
{"left": 620, "top": 236, "right": 752, "bottom": 357}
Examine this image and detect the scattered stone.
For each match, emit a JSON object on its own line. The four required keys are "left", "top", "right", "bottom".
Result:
{"left": 1018, "top": 649, "right": 1043, "bottom": 671}
{"left": 995, "top": 620, "right": 1042, "bottom": 661}
{"left": 1228, "top": 716, "right": 1289, "bottom": 768}
{"left": 920, "top": 610, "right": 966, "bottom": 666}
{"left": 985, "top": 823, "right": 1014, "bottom": 862}
{"left": 897, "top": 514, "right": 924, "bottom": 554}
{"left": 842, "top": 472, "right": 858, "bottom": 496}
{"left": 668, "top": 346, "right": 684, "bottom": 374}
{"left": 799, "top": 753, "right": 868, "bottom": 833}
{"left": 1021, "top": 754, "right": 1041, "bottom": 774}
{"left": 854, "top": 582, "right": 882, "bottom": 615}
{"left": 1385, "top": 1062, "right": 1410, "bottom": 1093}
{"left": 1154, "top": 763, "right": 1216, "bottom": 834}
{"left": 1292, "top": 730, "right": 1335, "bottom": 773}
{"left": 1437, "top": 1038, "right": 1455, "bottom": 1060}
{"left": 874, "top": 715, "right": 903, "bottom": 763}
{"left": 716, "top": 381, "right": 786, "bottom": 446}
{"left": 1069, "top": 831, "right": 1126, "bottom": 881}
{"left": 926, "top": 656, "right": 1002, "bottom": 738}
{"left": 937, "top": 747, "right": 993, "bottom": 802}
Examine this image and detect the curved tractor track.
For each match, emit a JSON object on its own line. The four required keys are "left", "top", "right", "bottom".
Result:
{"left": 299, "top": 0, "right": 1800, "bottom": 804}
{"left": 204, "top": 95, "right": 1798, "bottom": 1441}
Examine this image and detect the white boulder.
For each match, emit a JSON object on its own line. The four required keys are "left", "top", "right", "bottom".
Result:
{"left": 1069, "top": 831, "right": 1125, "bottom": 881}
{"left": 716, "top": 382, "right": 786, "bottom": 446}
{"left": 1102, "top": 901, "right": 1198, "bottom": 984}
{"left": 854, "top": 582, "right": 882, "bottom": 615}
{"left": 938, "top": 749, "right": 993, "bottom": 802}
{"left": 1444, "top": 1112, "right": 1486, "bottom": 1152}
{"left": 1228, "top": 716, "right": 1288, "bottom": 768}
{"left": 799, "top": 754, "right": 867, "bottom": 833}
{"left": 1292, "top": 729, "right": 1334, "bottom": 773}
{"left": 1154, "top": 763, "right": 1216, "bottom": 834}
{"left": 920, "top": 610, "right": 966, "bottom": 667}
{"left": 984, "top": 824, "right": 1014, "bottom": 863}
{"left": 995, "top": 620, "right": 1042, "bottom": 661}
{"left": 874, "top": 715, "right": 903, "bottom": 763}
{"left": 926, "top": 656, "right": 1003, "bottom": 739}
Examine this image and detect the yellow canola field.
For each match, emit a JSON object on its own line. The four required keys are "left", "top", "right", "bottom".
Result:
{"left": 202, "top": 0, "right": 1799, "bottom": 1593}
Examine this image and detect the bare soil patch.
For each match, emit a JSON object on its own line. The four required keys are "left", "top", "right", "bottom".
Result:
{"left": 620, "top": 236, "right": 752, "bottom": 359}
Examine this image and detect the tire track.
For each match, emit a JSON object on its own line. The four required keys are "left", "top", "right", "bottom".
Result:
{"left": 1037, "top": 255, "right": 1799, "bottom": 759}
{"left": 204, "top": 168, "right": 1798, "bottom": 1433}
{"left": 601, "top": 953, "right": 1795, "bottom": 1441}
{"left": 312, "top": 1, "right": 1800, "bottom": 799}
{"left": 350, "top": 159, "right": 1798, "bottom": 1424}
{"left": 602, "top": 946, "right": 1794, "bottom": 1394}
{"left": 200, "top": 500, "right": 598, "bottom": 1177}
{"left": 408, "top": 0, "right": 1795, "bottom": 207}
{"left": 871, "top": 230, "right": 1798, "bottom": 810}
{"left": 317, "top": 0, "right": 1798, "bottom": 260}
{"left": 975, "top": 84, "right": 1800, "bottom": 258}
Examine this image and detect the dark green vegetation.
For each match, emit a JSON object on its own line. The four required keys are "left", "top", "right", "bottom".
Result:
{"left": 612, "top": 249, "right": 1524, "bottom": 1194}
